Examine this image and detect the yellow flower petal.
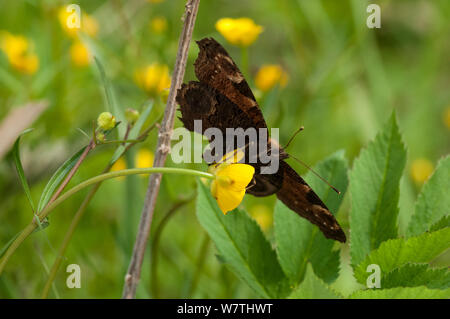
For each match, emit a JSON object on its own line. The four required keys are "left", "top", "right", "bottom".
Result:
{"left": 135, "top": 149, "right": 154, "bottom": 169}
{"left": 411, "top": 158, "right": 434, "bottom": 184}
{"left": 70, "top": 41, "right": 91, "bottom": 67}
{"left": 215, "top": 187, "right": 246, "bottom": 214}
{"left": 215, "top": 17, "right": 263, "bottom": 47}
{"left": 255, "top": 64, "right": 288, "bottom": 92}
{"left": 134, "top": 63, "right": 171, "bottom": 96}
{"left": 210, "top": 162, "right": 255, "bottom": 214}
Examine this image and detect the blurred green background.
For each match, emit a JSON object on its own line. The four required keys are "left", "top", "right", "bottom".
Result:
{"left": 0, "top": 0, "right": 449, "bottom": 298}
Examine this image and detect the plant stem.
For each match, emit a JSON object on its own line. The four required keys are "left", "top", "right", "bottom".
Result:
{"left": 122, "top": 0, "right": 200, "bottom": 299}
{"left": 0, "top": 167, "right": 213, "bottom": 276}
{"left": 41, "top": 122, "right": 157, "bottom": 299}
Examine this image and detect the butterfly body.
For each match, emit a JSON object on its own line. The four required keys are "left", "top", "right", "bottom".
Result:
{"left": 177, "top": 37, "right": 346, "bottom": 243}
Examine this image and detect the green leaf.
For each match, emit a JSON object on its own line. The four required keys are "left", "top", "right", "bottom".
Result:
{"left": 109, "top": 101, "right": 153, "bottom": 165}
{"left": 94, "top": 57, "right": 125, "bottom": 137}
{"left": 288, "top": 264, "right": 342, "bottom": 299}
{"left": 353, "top": 227, "right": 450, "bottom": 285}
{"left": 350, "top": 112, "right": 407, "bottom": 266}
{"left": 407, "top": 156, "right": 450, "bottom": 237}
{"left": 196, "top": 180, "right": 289, "bottom": 298}
{"left": 349, "top": 286, "right": 450, "bottom": 299}
{"left": 382, "top": 264, "right": 450, "bottom": 290}
{"left": 274, "top": 151, "right": 348, "bottom": 284}
{"left": 429, "top": 215, "right": 450, "bottom": 233}
{"left": 36, "top": 147, "right": 86, "bottom": 213}
{"left": 12, "top": 128, "right": 36, "bottom": 212}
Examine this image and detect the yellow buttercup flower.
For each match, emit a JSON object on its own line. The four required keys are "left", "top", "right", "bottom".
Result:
{"left": 0, "top": 31, "right": 39, "bottom": 74}
{"left": 215, "top": 18, "right": 263, "bottom": 47}
{"left": 69, "top": 41, "right": 91, "bottom": 67}
{"left": 411, "top": 158, "right": 434, "bottom": 184}
{"left": 444, "top": 106, "right": 450, "bottom": 129}
{"left": 58, "top": 6, "right": 99, "bottom": 38}
{"left": 134, "top": 63, "right": 171, "bottom": 96}
{"left": 255, "top": 64, "right": 288, "bottom": 92}
{"left": 150, "top": 16, "right": 168, "bottom": 33}
{"left": 135, "top": 149, "right": 154, "bottom": 169}
{"left": 249, "top": 204, "right": 273, "bottom": 231}
{"left": 209, "top": 158, "right": 255, "bottom": 214}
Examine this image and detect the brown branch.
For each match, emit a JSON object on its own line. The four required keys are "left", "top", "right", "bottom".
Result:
{"left": 121, "top": 0, "right": 200, "bottom": 299}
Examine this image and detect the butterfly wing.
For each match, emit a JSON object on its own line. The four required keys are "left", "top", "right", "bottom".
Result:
{"left": 276, "top": 160, "right": 346, "bottom": 242}
{"left": 194, "top": 38, "right": 267, "bottom": 130}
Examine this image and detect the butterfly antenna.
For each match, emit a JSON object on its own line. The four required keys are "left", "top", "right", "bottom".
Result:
{"left": 284, "top": 126, "right": 304, "bottom": 149}
{"left": 289, "top": 155, "right": 341, "bottom": 194}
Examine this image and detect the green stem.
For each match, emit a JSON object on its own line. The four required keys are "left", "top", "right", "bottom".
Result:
{"left": 0, "top": 168, "right": 214, "bottom": 276}
{"left": 241, "top": 46, "right": 249, "bottom": 79}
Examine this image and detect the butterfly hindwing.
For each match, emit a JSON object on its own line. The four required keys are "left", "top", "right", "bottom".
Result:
{"left": 276, "top": 161, "right": 346, "bottom": 242}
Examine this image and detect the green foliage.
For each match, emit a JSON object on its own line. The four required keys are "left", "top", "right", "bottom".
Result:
{"left": 350, "top": 113, "right": 407, "bottom": 266}
{"left": 109, "top": 102, "right": 154, "bottom": 165}
{"left": 349, "top": 287, "right": 450, "bottom": 299}
{"left": 288, "top": 264, "right": 342, "bottom": 299}
{"left": 36, "top": 147, "right": 85, "bottom": 213}
{"left": 381, "top": 264, "right": 450, "bottom": 290}
{"left": 274, "top": 151, "right": 348, "bottom": 284}
{"left": 196, "top": 180, "right": 289, "bottom": 298}
{"left": 12, "top": 128, "right": 36, "bottom": 212}
{"left": 407, "top": 156, "right": 450, "bottom": 237}
{"left": 353, "top": 228, "right": 450, "bottom": 286}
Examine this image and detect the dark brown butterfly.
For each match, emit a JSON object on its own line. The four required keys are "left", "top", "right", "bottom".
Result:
{"left": 176, "top": 37, "right": 346, "bottom": 243}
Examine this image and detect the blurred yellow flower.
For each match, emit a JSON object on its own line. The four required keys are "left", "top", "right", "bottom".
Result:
{"left": 134, "top": 63, "right": 171, "bottom": 96}
{"left": 411, "top": 158, "right": 434, "bottom": 184}
{"left": 255, "top": 64, "right": 288, "bottom": 92}
{"left": 444, "top": 106, "right": 450, "bottom": 129}
{"left": 58, "top": 7, "right": 99, "bottom": 38}
{"left": 0, "top": 31, "right": 39, "bottom": 74}
{"left": 210, "top": 161, "right": 255, "bottom": 215}
{"left": 135, "top": 149, "right": 154, "bottom": 169}
{"left": 150, "top": 16, "right": 168, "bottom": 33}
{"left": 111, "top": 157, "right": 127, "bottom": 180}
{"left": 70, "top": 41, "right": 91, "bottom": 67}
{"left": 147, "top": 0, "right": 164, "bottom": 3}
{"left": 215, "top": 18, "right": 263, "bottom": 47}
{"left": 249, "top": 204, "right": 273, "bottom": 231}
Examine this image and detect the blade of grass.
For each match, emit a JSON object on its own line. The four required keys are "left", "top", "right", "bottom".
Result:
{"left": 12, "top": 128, "right": 36, "bottom": 213}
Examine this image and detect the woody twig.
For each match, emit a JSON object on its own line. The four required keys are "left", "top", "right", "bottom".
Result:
{"left": 121, "top": 0, "right": 200, "bottom": 299}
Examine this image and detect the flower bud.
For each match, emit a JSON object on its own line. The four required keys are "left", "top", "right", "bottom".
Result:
{"left": 125, "top": 108, "right": 140, "bottom": 125}
{"left": 96, "top": 132, "right": 105, "bottom": 142}
{"left": 97, "top": 112, "right": 116, "bottom": 131}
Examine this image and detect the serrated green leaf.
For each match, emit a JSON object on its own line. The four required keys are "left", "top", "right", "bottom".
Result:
{"left": 109, "top": 101, "right": 153, "bottom": 165}
{"left": 429, "top": 215, "right": 450, "bottom": 233}
{"left": 382, "top": 264, "right": 450, "bottom": 290}
{"left": 196, "top": 180, "right": 289, "bottom": 298}
{"left": 36, "top": 147, "right": 86, "bottom": 213}
{"left": 12, "top": 128, "right": 36, "bottom": 212}
{"left": 288, "top": 264, "right": 342, "bottom": 299}
{"left": 353, "top": 227, "right": 450, "bottom": 285}
{"left": 349, "top": 286, "right": 450, "bottom": 299}
{"left": 407, "top": 156, "right": 450, "bottom": 237}
{"left": 274, "top": 151, "right": 348, "bottom": 284}
{"left": 350, "top": 112, "right": 407, "bottom": 266}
